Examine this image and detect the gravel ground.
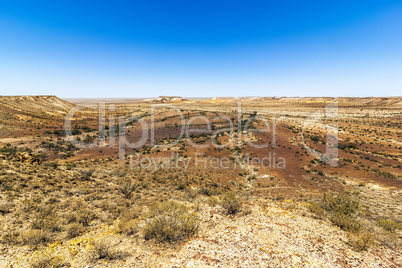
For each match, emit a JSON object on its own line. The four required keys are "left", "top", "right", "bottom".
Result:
{"left": 167, "top": 201, "right": 401, "bottom": 267}
{"left": 1, "top": 200, "right": 401, "bottom": 267}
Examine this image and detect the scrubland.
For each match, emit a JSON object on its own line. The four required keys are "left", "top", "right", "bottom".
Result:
{"left": 0, "top": 96, "right": 401, "bottom": 267}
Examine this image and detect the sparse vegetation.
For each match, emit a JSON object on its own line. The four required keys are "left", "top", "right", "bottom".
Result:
{"left": 30, "top": 251, "right": 66, "bottom": 268}
{"left": 348, "top": 230, "right": 374, "bottom": 252}
{"left": 65, "top": 222, "right": 83, "bottom": 238}
{"left": 118, "top": 182, "right": 137, "bottom": 199}
{"left": 320, "top": 194, "right": 359, "bottom": 216}
{"left": 0, "top": 96, "right": 401, "bottom": 266}
{"left": 377, "top": 219, "right": 402, "bottom": 233}
{"left": 330, "top": 213, "right": 361, "bottom": 233}
{"left": 308, "top": 194, "right": 375, "bottom": 250}
{"left": 221, "top": 192, "right": 243, "bottom": 215}
{"left": 142, "top": 201, "right": 199, "bottom": 243}
{"left": 90, "top": 237, "right": 124, "bottom": 260}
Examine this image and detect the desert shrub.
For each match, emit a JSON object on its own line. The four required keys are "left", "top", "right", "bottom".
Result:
{"left": 2, "top": 231, "right": 20, "bottom": 245}
{"left": 66, "top": 207, "right": 95, "bottom": 226}
{"left": 20, "top": 229, "right": 51, "bottom": 246}
{"left": 338, "top": 143, "right": 357, "bottom": 150}
{"left": 45, "top": 162, "right": 59, "bottom": 169}
{"left": 116, "top": 218, "right": 138, "bottom": 235}
{"left": 30, "top": 251, "right": 65, "bottom": 268}
{"left": 377, "top": 219, "right": 401, "bottom": 233}
{"left": 330, "top": 213, "right": 361, "bottom": 233}
{"left": 32, "top": 216, "right": 60, "bottom": 232}
{"left": 45, "top": 197, "right": 59, "bottom": 205}
{"left": 376, "top": 231, "right": 400, "bottom": 249}
{"left": 92, "top": 239, "right": 114, "bottom": 259}
{"left": 75, "top": 208, "right": 96, "bottom": 226}
{"left": 307, "top": 202, "right": 326, "bottom": 219}
{"left": 0, "top": 144, "right": 18, "bottom": 154}
{"left": 310, "top": 194, "right": 363, "bottom": 234}
{"left": 83, "top": 134, "right": 96, "bottom": 144}
{"left": 320, "top": 194, "right": 358, "bottom": 216}
{"left": 0, "top": 202, "right": 13, "bottom": 215}
{"left": 177, "top": 183, "right": 187, "bottom": 190}
{"left": 21, "top": 198, "right": 38, "bottom": 212}
{"left": 275, "top": 194, "right": 285, "bottom": 201}
{"left": 348, "top": 230, "right": 374, "bottom": 251}
{"left": 221, "top": 192, "right": 243, "bottom": 215}
{"left": 118, "top": 182, "right": 136, "bottom": 199}
{"left": 207, "top": 196, "right": 220, "bottom": 207}
{"left": 0, "top": 182, "right": 12, "bottom": 191}
{"left": 65, "top": 223, "right": 83, "bottom": 238}
{"left": 198, "top": 186, "right": 218, "bottom": 196}
{"left": 115, "top": 207, "right": 141, "bottom": 235}
{"left": 75, "top": 169, "right": 94, "bottom": 181}
{"left": 119, "top": 207, "right": 142, "bottom": 219}
{"left": 247, "top": 175, "right": 257, "bottom": 181}
{"left": 142, "top": 201, "right": 199, "bottom": 243}
{"left": 184, "top": 187, "right": 198, "bottom": 200}
{"left": 309, "top": 193, "right": 375, "bottom": 251}
{"left": 31, "top": 205, "right": 60, "bottom": 232}
{"left": 90, "top": 237, "right": 125, "bottom": 260}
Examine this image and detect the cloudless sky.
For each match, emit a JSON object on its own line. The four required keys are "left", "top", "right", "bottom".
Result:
{"left": 0, "top": 0, "right": 401, "bottom": 98}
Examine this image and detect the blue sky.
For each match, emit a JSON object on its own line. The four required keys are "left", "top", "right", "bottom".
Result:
{"left": 0, "top": 0, "right": 401, "bottom": 98}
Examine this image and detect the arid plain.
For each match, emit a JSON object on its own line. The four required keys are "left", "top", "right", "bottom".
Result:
{"left": 0, "top": 95, "right": 401, "bottom": 267}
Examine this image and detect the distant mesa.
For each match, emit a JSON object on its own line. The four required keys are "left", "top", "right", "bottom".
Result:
{"left": 145, "top": 96, "right": 189, "bottom": 103}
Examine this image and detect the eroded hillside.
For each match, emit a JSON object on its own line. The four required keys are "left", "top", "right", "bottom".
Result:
{"left": 0, "top": 96, "right": 75, "bottom": 138}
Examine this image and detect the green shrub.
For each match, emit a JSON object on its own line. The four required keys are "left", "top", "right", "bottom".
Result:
{"left": 330, "top": 213, "right": 361, "bottom": 233}
{"left": 309, "top": 194, "right": 362, "bottom": 234}
{"left": 307, "top": 202, "right": 326, "bottom": 219}
{"left": 320, "top": 194, "right": 358, "bottom": 216}
{"left": 377, "top": 219, "right": 402, "bottom": 233}
{"left": 142, "top": 201, "right": 199, "bottom": 243}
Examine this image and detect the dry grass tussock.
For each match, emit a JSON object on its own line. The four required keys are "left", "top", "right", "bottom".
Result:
{"left": 308, "top": 194, "right": 400, "bottom": 251}
{"left": 142, "top": 201, "right": 200, "bottom": 243}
